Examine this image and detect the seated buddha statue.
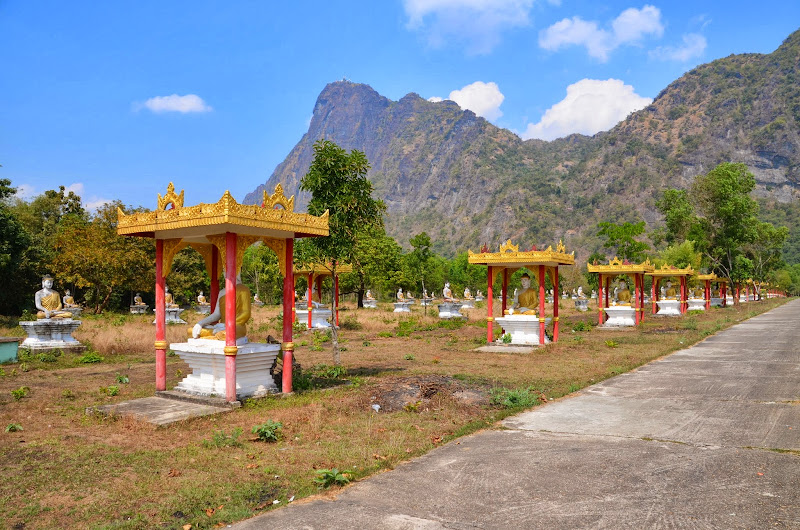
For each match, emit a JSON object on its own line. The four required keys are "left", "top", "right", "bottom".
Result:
{"left": 35, "top": 275, "right": 72, "bottom": 319}
{"left": 397, "top": 288, "right": 405, "bottom": 301}
{"left": 464, "top": 287, "right": 473, "bottom": 299}
{"left": 365, "top": 289, "right": 375, "bottom": 300}
{"left": 506, "top": 273, "right": 538, "bottom": 315}
{"left": 664, "top": 280, "right": 677, "bottom": 299}
{"left": 62, "top": 289, "right": 79, "bottom": 308}
{"left": 614, "top": 281, "right": 632, "bottom": 305}
{"left": 164, "top": 286, "right": 178, "bottom": 308}
{"left": 133, "top": 293, "right": 146, "bottom": 306}
{"left": 191, "top": 274, "right": 252, "bottom": 340}
{"left": 197, "top": 291, "right": 208, "bottom": 304}
{"left": 406, "top": 290, "right": 414, "bottom": 299}
{"left": 442, "top": 282, "right": 455, "bottom": 301}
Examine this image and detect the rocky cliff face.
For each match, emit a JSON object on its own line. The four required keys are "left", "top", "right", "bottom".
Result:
{"left": 245, "top": 30, "right": 800, "bottom": 257}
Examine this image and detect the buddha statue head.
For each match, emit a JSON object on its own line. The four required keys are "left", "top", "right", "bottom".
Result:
{"left": 520, "top": 273, "right": 532, "bottom": 290}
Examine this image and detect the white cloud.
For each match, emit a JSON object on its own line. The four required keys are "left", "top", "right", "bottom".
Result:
{"left": 14, "top": 183, "right": 36, "bottom": 200}
{"left": 429, "top": 81, "right": 505, "bottom": 121}
{"left": 521, "top": 79, "right": 652, "bottom": 141}
{"left": 65, "top": 182, "right": 84, "bottom": 196}
{"left": 649, "top": 33, "right": 707, "bottom": 61}
{"left": 402, "top": 0, "right": 535, "bottom": 54}
{"left": 428, "top": 96, "right": 444, "bottom": 102}
{"left": 139, "top": 94, "right": 212, "bottom": 114}
{"left": 539, "top": 5, "right": 663, "bottom": 62}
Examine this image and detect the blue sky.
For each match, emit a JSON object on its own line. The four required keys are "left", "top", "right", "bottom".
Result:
{"left": 1, "top": 1, "right": 798, "bottom": 210}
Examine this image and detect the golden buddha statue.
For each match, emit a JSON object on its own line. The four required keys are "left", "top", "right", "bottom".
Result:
{"left": 664, "top": 280, "right": 677, "bottom": 299}
{"left": 62, "top": 289, "right": 78, "bottom": 308}
{"left": 506, "top": 273, "right": 538, "bottom": 315}
{"left": 190, "top": 276, "right": 252, "bottom": 340}
{"left": 197, "top": 291, "right": 207, "bottom": 304}
{"left": 35, "top": 275, "right": 72, "bottom": 319}
{"left": 615, "top": 281, "right": 632, "bottom": 305}
{"left": 164, "top": 286, "right": 178, "bottom": 308}
{"left": 133, "top": 293, "right": 146, "bottom": 306}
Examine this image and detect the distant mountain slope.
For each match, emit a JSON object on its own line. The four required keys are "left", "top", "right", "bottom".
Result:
{"left": 245, "top": 29, "right": 800, "bottom": 258}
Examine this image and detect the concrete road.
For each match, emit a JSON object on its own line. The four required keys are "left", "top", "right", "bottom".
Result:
{"left": 234, "top": 301, "right": 800, "bottom": 529}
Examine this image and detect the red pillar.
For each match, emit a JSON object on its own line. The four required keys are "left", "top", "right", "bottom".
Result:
{"left": 651, "top": 278, "right": 658, "bottom": 315}
{"left": 210, "top": 245, "right": 219, "bottom": 313}
{"left": 705, "top": 280, "right": 711, "bottom": 310}
{"left": 282, "top": 238, "right": 294, "bottom": 394}
{"left": 501, "top": 269, "right": 508, "bottom": 315}
{"left": 334, "top": 274, "right": 340, "bottom": 327}
{"left": 307, "top": 272, "right": 313, "bottom": 329}
{"left": 538, "top": 265, "right": 546, "bottom": 345}
{"left": 154, "top": 240, "right": 166, "bottom": 392}
{"left": 315, "top": 276, "right": 323, "bottom": 302}
{"left": 486, "top": 266, "right": 494, "bottom": 344}
{"left": 604, "top": 276, "right": 610, "bottom": 324}
{"left": 224, "top": 232, "right": 238, "bottom": 403}
{"left": 680, "top": 277, "right": 687, "bottom": 314}
{"left": 553, "top": 267, "right": 559, "bottom": 342}
{"left": 634, "top": 274, "right": 640, "bottom": 325}
{"left": 598, "top": 273, "right": 604, "bottom": 326}
{"left": 722, "top": 283, "right": 727, "bottom": 307}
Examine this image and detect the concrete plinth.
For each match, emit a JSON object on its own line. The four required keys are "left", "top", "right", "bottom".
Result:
{"left": 438, "top": 302, "right": 465, "bottom": 319}
{"left": 711, "top": 297, "right": 723, "bottom": 307}
{"left": 172, "top": 339, "right": 280, "bottom": 398}
{"left": 62, "top": 307, "right": 82, "bottom": 318}
{"left": 602, "top": 305, "right": 636, "bottom": 327}
{"left": 393, "top": 302, "right": 412, "bottom": 313}
{"left": 295, "top": 308, "right": 332, "bottom": 328}
{"left": 574, "top": 299, "right": 589, "bottom": 312}
{"left": 420, "top": 298, "right": 434, "bottom": 307}
{"left": 460, "top": 299, "right": 475, "bottom": 309}
{"left": 19, "top": 319, "right": 85, "bottom": 353}
{"left": 363, "top": 299, "right": 378, "bottom": 308}
{"left": 196, "top": 304, "right": 211, "bottom": 315}
{"left": 152, "top": 307, "right": 187, "bottom": 324}
{"left": 656, "top": 299, "right": 681, "bottom": 316}
{"left": 130, "top": 304, "right": 149, "bottom": 314}
{"left": 687, "top": 299, "right": 706, "bottom": 311}
{"left": 495, "top": 315, "right": 550, "bottom": 345}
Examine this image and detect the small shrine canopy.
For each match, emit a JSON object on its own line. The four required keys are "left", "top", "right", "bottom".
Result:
{"left": 695, "top": 273, "right": 729, "bottom": 309}
{"left": 468, "top": 239, "right": 575, "bottom": 345}
{"left": 587, "top": 257, "right": 654, "bottom": 326}
{"left": 117, "top": 183, "right": 329, "bottom": 401}
{"left": 293, "top": 262, "right": 354, "bottom": 328}
{"left": 646, "top": 264, "right": 695, "bottom": 315}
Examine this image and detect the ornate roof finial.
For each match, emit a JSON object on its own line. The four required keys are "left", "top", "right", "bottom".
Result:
{"left": 157, "top": 182, "right": 184, "bottom": 210}
{"left": 262, "top": 183, "right": 295, "bottom": 211}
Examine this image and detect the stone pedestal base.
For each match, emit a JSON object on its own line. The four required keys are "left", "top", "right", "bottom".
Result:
{"left": 438, "top": 302, "right": 464, "bottom": 319}
{"left": 130, "top": 304, "right": 149, "bottom": 314}
{"left": 62, "top": 307, "right": 82, "bottom": 318}
{"left": 19, "top": 319, "right": 85, "bottom": 353}
{"left": 574, "top": 299, "right": 589, "bottom": 312}
{"left": 153, "top": 307, "right": 187, "bottom": 324}
{"left": 196, "top": 304, "right": 211, "bottom": 315}
{"left": 363, "top": 299, "right": 378, "bottom": 308}
{"left": 296, "top": 308, "right": 332, "bottom": 328}
{"left": 461, "top": 299, "right": 475, "bottom": 309}
{"left": 687, "top": 299, "right": 706, "bottom": 311}
{"left": 710, "top": 297, "right": 723, "bottom": 307}
{"left": 475, "top": 296, "right": 484, "bottom": 302}
{"left": 656, "top": 300, "right": 681, "bottom": 316}
{"left": 602, "top": 306, "right": 636, "bottom": 327}
{"left": 421, "top": 298, "right": 434, "bottom": 306}
{"left": 172, "top": 339, "right": 280, "bottom": 398}
{"left": 495, "top": 315, "right": 551, "bottom": 345}
{"left": 393, "top": 302, "right": 412, "bottom": 313}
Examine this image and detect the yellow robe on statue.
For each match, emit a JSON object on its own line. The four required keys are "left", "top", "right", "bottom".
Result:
{"left": 192, "top": 284, "right": 252, "bottom": 340}
{"left": 516, "top": 288, "right": 538, "bottom": 315}
{"left": 617, "top": 289, "right": 632, "bottom": 304}
{"left": 38, "top": 292, "right": 70, "bottom": 319}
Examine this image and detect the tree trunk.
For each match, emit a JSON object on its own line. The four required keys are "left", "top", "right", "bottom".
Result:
{"left": 330, "top": 281, "right": 340, "bottom": 365}
{"left": 357, "top": 271, "right": 365, "bottom": 308}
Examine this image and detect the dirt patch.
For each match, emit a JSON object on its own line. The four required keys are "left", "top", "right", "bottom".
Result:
{"left": 367, "top": 375, "right": 490, "bottom": 412}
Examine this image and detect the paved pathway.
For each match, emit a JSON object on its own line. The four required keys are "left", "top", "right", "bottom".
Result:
{"left": 234, "top": 301, "right": 800, "bottom": 529}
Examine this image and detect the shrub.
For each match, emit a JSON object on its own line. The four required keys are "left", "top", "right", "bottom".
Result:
{"left": 403, "top": 354, "right": 415, "bottom": 361}
{"left": 314, "top": 468, "right": 351, "bottom": 488}
{"left": 252, "top": 420, "right": 283, "bottom": 442}
{"left": 77, "top": 352, "right": 104, "bottom": 364}
{"left": 571, "top": 321, "right": 592, "bottom": 332}
{"left": 605, "top": 339, "right": 619, "bottom": 348}
{"left": 339, "top": 317, "right": 362, "bottom": 331}
{"left": 115, "top": 373, "right": 130, "bottom": 384}
{"left": 490, "top": 387, "right": 543, "bottom": 409}
{"left": 203, "top": 428, "right": 244, "bottom": 448}
{"left": 501, "top": 333, "right": 512, "bottom": 344}
{"left": 11, "top": 386, "right": 30, "bottom": 401}
{"left": 5, "top": 423, "right": 23, "bottom": 433}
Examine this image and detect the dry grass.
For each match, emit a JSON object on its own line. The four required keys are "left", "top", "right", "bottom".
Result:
{"left": 0, "top": 298, "right": 790, "bottom": 529}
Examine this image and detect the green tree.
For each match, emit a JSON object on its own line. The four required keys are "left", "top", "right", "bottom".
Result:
{"left": 351, "top": 227, "right": 406, "bottom": 302}
{"left": 299, "top": 139, "right": 386, "bottom": 364}
{"left": 596, "top": 221, "right": 650, "bottom": 262}
{"left": 746, "top": 222, "right": 788, "bottom": 299}
{"left": 0, "top": 197, "right": 31, "bottom": 314}
{"left": 241, "top": 243, "right": 282, "bottom": 304}
{"left": 654, "top": 189, "right": 696, "bottom": 246}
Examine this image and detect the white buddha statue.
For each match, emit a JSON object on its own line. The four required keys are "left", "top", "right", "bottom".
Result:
{"left": 62, "top": 289, "right": 79, "bottom": 308}
{"left": 365, "top": 289, "right": 375, "bottom": 300}
{"left": 35, "top": 275, "right": 72, "bottom": 319}
{"left": 197, "top": 291, "right": 208, "bottom": 305}
{"left": 397, "top": 288, "right": 405, "bottom": 301}
{"left": 577, "top": 286, "right": 586, "bottom": 299}
{"left": 506, "top": 273, "right": 538, "bottom": 315}
{"left": 164, "top": 286, "right": 178, "bottom": 308}
{"left": 442, "top": 282, "right": 455, "bottom": 301}
{"left": 406, "top": 290, "right": 414, "bottom": 299}
{"left": 463, "top": 287, "right": 472, "bottom": 299}
{"left": 191, "top": 273, "right": 252, "bottom": 340}
{"left": 133, "top": 293, "right": 146, "bottom": 306}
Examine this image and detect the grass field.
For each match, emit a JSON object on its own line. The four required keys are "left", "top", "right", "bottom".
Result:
{"left": 0, "top": 297, "right": 789, "bottom": 529}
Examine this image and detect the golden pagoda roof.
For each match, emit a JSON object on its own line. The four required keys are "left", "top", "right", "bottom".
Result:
{"left": 294, "top": 262, "right": 354, "bottom": 276}
{"left": 467, "top": 239, "right": 575, "bottom": 267}
{"left": 117, "top": 183, "right": 329, "bottom": 243}
{"left": 587, "top": 257, "right": 654, "bottom": 275}
{"left": 646, "top": 263, "right": 695, "bottom": 278}
{"left": 695, "top": 273, "right": 718, "bottom": 281}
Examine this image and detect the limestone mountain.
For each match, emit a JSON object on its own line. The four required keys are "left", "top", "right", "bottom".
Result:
{"left": 244, "top": 29, "right": 800, "bottom": 259}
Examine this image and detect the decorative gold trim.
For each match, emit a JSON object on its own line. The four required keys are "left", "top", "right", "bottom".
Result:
{"left": 262, "top": 238, "right": 288, "bottom": 277}
{"left": 294, "top": 262, "right": 355, "bottom": 276}
{"left": 262, "top": 184, "right": 295, "bottom": 212}
{"left": 188, "top": 242, "right": 222, "bottom": 280}
{"left": 587, "top": 258, "right": 654, "bottom": 275}
{"left": 162, "top": 238, "right": 187, "bottom": 277}
{"left": 282, "top": 342, "right": 294, "bottom": 351}
{"left": 538, "top": 318, "right": 546, "bottom": 323}
{"left": 205, "top": 234, "right": 227, "bottom": 270}
{"left": 553, "top": 317, "right": 559, "bottom": 322}
{"left": 154, "top": 340, "right": 168, "bottom": 350}
{"left": 499, "top": 239, "right": 519, "bottom": 253}
{"left": 486, "top": 317, "right": 495, "bottom": 322}
{"left": 157, "top": 182, "right": 185, "bottom": 210}
{"left": 236, "top": 235, "right": 262, "bottom": 276}
{"left": 556, "top": 240, "right": 566, "bottom": 253}
{"left": 223, "top": 346, "right": 238, "bottom": 356}
{"left": 468, "top": 239, "right": 575, "bottom": 267}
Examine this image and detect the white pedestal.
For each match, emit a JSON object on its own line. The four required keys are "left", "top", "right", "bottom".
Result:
{"left": 656, "top": 300, "right": 681, "bottom": 316}
{"left": 421, "top": 298, "right": 435, "bottom": 306}
{"left": 172, "top": 339, "right": 280, "bottom": 398}
{"left": 603, "top": 306, "right": 636, "bottom": 327}
{"left": 393, "top": 302, "right": 412, "bottom": 313}
{"left": 726, "top": 295, "right": 734, "bottom": 305}
{"left": 687, "top": 298, "right": 706, "bottom": 311}
{"left": 495, "top": 315, "right": 551, "bottom": 345}
{"left": 62, "top": 307, "right": 82, "bottom": 318}
{"left": 130, "top": 304, "right": 149, "bottom": 314}
{"left": 296, "top": 308, "right": 333, "bottom": 328}
{"left": 196, "top": 304, "right": 211, "bottom": 315}
{"left": 153, "top": 307, "right": 187, "bottom": 324}
{"left": 438, "top": 302, "right": 464, "bottom": 319}
{"left": 710, "top": 297, "right": 723, "bottom": 307}
{"left": 574, "top": 299, "right": 589, "bottom": 312}
{"left": 363, "top": 299, "right": 377, "bottom": 308}
{"left": 20, "top": 319, "right": 84, "bottom": 352}
{"left": 475, "top": 296, "right": 484, "bottom": 302}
